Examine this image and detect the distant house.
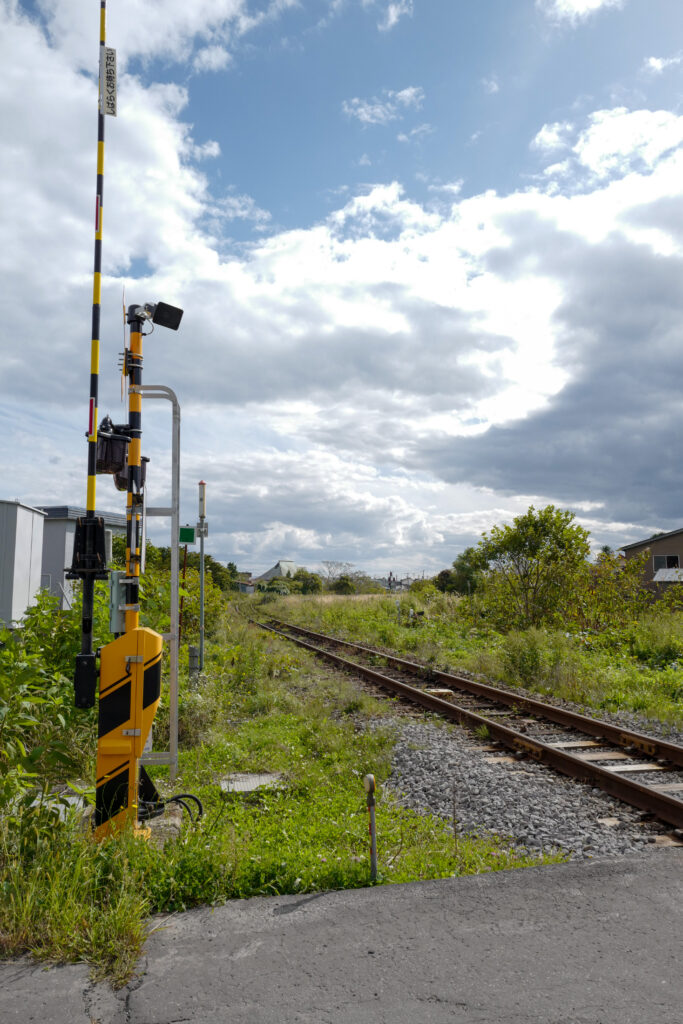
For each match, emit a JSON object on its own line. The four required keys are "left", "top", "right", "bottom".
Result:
{"left": 37, "top": 505, "right": 127, "bottom": 609}
{"left": 374, "top": 572, "right": 415, "bottom": 592}
{"left": 236, "top": 571, "right": 255, "bottom": 595}
{"left": 253, "top": 560, "right": 301, "bottom": 584}
{"left": 621, "top": 527, "right": 683, "bottom": 586}
{"left": 0, "top": 499, "right": 46, "bottom": 625}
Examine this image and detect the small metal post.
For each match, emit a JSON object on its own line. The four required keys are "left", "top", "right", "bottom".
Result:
{"left": 198, "top": 480, "right": 207, "bottom": 671}
{"left": 364, "top": 774, "right": 378, "bottom": 882}
{"left": 134, "top": 383, "right": 181, "bottom": 782}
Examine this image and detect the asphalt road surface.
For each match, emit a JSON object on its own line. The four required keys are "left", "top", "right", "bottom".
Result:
{"left": 2, "top": 849, "right": 681, "bottom": 1023}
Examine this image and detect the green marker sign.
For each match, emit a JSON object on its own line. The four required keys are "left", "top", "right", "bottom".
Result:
{"left": 179, "top": 525, "right": 196, "bottom": 544}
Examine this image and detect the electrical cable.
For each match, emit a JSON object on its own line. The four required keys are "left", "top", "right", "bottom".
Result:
{"left": 166, "top": 793, "right": 204, "bottom": 819}
{"left": 136, "top": 792, "right": 203, "bottom": 824}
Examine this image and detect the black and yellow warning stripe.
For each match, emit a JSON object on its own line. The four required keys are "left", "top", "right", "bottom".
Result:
{"left": 95, "top": 629, "right": 163, "bottom": 838}
{"left": 87, "top": 0, "right": 107, "bottom": 514}
{"left": 125, "top": 314, "right": 144, "bottom": 633}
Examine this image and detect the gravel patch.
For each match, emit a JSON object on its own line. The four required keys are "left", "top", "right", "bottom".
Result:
{"left": 378, "top": 717, "right": 679, "bottom": 861}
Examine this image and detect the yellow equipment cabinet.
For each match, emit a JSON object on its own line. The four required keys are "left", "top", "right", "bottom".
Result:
{"left": 95, "top": 626, "right": 163, "bottom": 839}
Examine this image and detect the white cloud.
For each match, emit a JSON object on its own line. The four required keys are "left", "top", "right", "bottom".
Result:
{"left": 574, "top": 107, "right": 683, "bottom": 177}
{"left": 5, "top": 3, "right": 683, "bottom": 569}
{"left": 342, "top": 86, "right": 425, "bottom": 125}
{"left": 481, "top": 75, "right": 499, "bottom": 95}
{"left": 644, "top": 54, "right": 683, "bottom": 75}
{"left": 531, "top": 121, "right": 574, "bottom": 152}
{"left": 397, "top": 123, "right": 435, "bottom": 144}
{"left": 193, "top": 45, "right": 233, "bottom": 72}
{"left": 33, "top": 0, "right": 296, "bottom": 72}
{"left": 378, "top": 0, "right": 413, "bottom": 32}
{"left": 394, "top": 86, "right": 424, "bottom": 108}
{"left": 191, "top": 139, "right": 222, "bottom": 160}
{"left": 537, "top": 0, "right": 624, "bottom": 23}
{"left": 211, "top": 191, "right": 272, "bottom": 226}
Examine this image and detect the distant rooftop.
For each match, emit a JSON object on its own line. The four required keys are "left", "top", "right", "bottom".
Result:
{"left": 37, "top": 505, "right": 127, "bottom": 528}
{"left": 0, "top": 498, "right": 46, "bottom": 516}
{"left": 653, "top": 568, "right": 683, "bottom": 583}
{"left": 621, "top": 526, "right": 683, "bottom": 551}
{"left": 253, "top": 559, "right": 301, "bottom": 582}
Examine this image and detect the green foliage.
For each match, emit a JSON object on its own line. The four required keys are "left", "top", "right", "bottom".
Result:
{"left": 478, "top": 505, "right": 591, "bottom": 629}
{"left": 269, "top": 591, "right": 683, "bottom": 727}
{"left": 112, "top": 536, "right": 239, "bottom": 592}
{"left": 331, "top": 575, "right": 356, "bottom": 595}
{"left": 575, "top": 550, "right": 650, "bottom": 631}
{"left": 409, "top": 580, "right": 439, "bottom": 599}
{"left": 293, "top": 569, "right": 323, "bottom": 594}
{"left": 263, "top": 578, "right": 290, "bottom": 595}
{"left": 141, "top": 564, "right": 224, "bottom": 644}
{"left": 0, "top": 593, "right": 100, "bottom": 788}
{"left": 19, "top": 587, "right": 111, "bottom": 678}
{"left": 629, "top": 612, "right": 683, "bottom": 668}
{"left": 450, "top": 547, "right": 485, "bottom": 595}
{"left": 1, "top": 601, "right": 558, "bottom": 981}
{"left": 434, "top": 568, "right": 458, "bottom": 593}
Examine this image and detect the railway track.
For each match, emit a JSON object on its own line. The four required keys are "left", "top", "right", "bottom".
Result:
{"left": 254, "top": 616, "right": 683, "bottom": 833}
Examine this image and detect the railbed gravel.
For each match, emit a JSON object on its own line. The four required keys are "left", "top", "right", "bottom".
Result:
{"left": 374, "top": 716, "right": 679, "bottom": 861}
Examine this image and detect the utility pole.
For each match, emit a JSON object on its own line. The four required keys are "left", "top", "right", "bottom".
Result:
{"left": 197, "top": 480, "right": 207, "bottom": 670}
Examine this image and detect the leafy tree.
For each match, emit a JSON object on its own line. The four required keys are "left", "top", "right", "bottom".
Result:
{"left": 575, "top": 549, "right": 650, "bottom": 630}
{"left": 478, "top": 505, "right": 590, "bottom": 629}
{"left": 320, "top": 561, "right": 356, "bottom": 583}
{"left": 434, "top": 568, "right": 458, "bottom": 593}
{"left": 409, "top": 579, "right": 439, "bottom": 599}
{"left": 265, "top": 579, "right": 290, "bottom": 595}
{"left": 331, "top": 575, "right": 356, "bottom": 595}
{"left": 293, "top": 569, "right": 323, "bottom": 594}
{"left": 451, "top": 547, "right": 485, "bottom": 595}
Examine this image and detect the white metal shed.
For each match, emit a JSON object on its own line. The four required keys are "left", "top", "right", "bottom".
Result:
{"left": 0, "top": 499, "right": 46, "bottom": 626}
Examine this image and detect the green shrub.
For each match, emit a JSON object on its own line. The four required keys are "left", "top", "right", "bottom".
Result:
{"left": 500, "top": 628, "right": 546, "bottom": 685}
{"left": 629, "top": 612, "right": 683, "bottom": 668}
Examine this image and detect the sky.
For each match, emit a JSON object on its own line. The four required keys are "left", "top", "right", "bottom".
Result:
{"left": 2, "top": 0, "right": 683, "bottom": 578}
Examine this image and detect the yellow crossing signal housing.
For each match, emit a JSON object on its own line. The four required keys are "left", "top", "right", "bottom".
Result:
{"left": 95, "top": 626, "right": 162, "bottom": 839}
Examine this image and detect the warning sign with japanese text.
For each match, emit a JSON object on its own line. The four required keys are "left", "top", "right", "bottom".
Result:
{"left": 99, "top": 47, "right": 117, "bottom": 116}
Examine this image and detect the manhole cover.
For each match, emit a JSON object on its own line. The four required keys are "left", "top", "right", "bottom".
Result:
{"left": 220, "top": 772, "right": 283, "bottom": 794}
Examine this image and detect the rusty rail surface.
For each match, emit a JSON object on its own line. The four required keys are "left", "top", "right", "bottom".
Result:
{"left": 254, "top": 617, "right": 683, "bottom": 831}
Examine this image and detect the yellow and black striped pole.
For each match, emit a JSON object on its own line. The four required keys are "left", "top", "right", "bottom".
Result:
{"left": 72, "top": 1, "right": 110, "bottom": 708}
{"left": 93, "top": 307, "right": 163, "bottom": 838}
{"left": 124, "top": 306, "right": 144, "bottom": 630}
{"left": 87, "top": 0, "right": 107, "bottom": 514}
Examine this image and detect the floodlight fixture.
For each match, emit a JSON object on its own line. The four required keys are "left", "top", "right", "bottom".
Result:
{"left": 142, "top": 301, "right": 184, "bottom": 331}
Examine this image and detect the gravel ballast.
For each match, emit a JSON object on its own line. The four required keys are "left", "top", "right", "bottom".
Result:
{"left": 382, "top": 717, "right": 679, "bottom": 860}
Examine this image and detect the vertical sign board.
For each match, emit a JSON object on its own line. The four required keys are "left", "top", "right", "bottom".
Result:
{"left": 99, "top": 47, "right": 117, "bottom": 117}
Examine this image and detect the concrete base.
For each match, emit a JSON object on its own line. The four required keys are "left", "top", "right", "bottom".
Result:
{"left": 1, "top": 850, "right": 681, "bottom": 1023}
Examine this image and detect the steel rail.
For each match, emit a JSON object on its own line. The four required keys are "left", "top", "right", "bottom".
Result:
{"left": 254, "top": 618, "right": 683, "bottom": 831}
{"left": 271, "top": 618, "right": 683, "bottom": 767}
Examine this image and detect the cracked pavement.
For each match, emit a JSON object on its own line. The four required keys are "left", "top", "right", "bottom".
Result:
{"left": 1, "top": 850, "right": 682, "bottom": 1023}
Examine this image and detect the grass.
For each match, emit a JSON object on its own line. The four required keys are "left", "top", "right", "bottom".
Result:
{"left": 263, "top": 593, "right": 683, "bottom": 729}
{"left": 0, "top": 603, "right": 561, "bottom": 984}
